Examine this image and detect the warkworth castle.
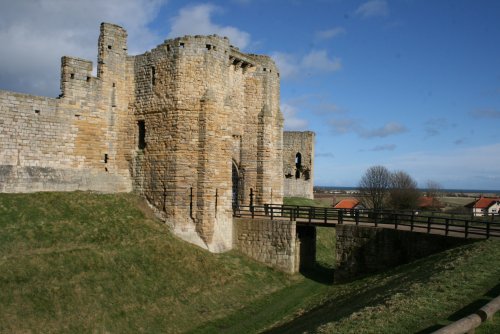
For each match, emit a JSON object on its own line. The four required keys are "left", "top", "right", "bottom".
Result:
{"left": 0, "top": 23, "right": 314, "bottom": 253}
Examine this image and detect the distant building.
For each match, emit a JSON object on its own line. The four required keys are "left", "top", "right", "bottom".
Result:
{"left": 418, "top": 196, "right": 444, "bottom": 210}
{"left": 465, "top": 196, "right": 500, "bottom": 216}
{"left": 333, "top": 198, "right": 364, "bottom": 210}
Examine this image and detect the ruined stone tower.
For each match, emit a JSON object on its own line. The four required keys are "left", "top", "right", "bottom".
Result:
{"left": 283, "top": 131, "right": 315, "bottom": 199}
{"left": 0, "top": 23, "right": 284, "bottom": 252}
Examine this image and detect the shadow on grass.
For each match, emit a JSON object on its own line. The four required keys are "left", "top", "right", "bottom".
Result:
{"left": 300, "top": 263, "right": 334, "bottom": 285}
{"left": 416, "top": 283, "right": 500, "bottom": 333}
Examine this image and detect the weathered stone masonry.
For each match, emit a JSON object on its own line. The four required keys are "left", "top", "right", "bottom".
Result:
{"left": 283, "top": 131, "right": 314, "bottom": 199}
{"left": 0, "top": 23, "right": 287, "bottom": 253}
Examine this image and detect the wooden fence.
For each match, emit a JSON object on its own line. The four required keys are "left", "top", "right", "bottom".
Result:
{"left": 234, "top": 204, "right": 500, "bottom": 239}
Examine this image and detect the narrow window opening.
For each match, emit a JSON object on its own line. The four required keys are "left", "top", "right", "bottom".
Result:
{"left": 34, "top": 109, "right": 40, "bottom": 114}
{"left": 295, "top": 152, "right": 302, "bottom": 179}
{"left": 112, "top": 82, "right": 116, "bottom": 87}
{"left": 263, "top": 68, "right": 267, "bottom": 72}
{"left": 70, "top": 73, "right": 75, "bottom": 79}
{"left": 104, "top": 154, "right": 109, "bottom": 163}
{"left": 138, "top": 120, "right": 146, "bottom": 149}
{"left": 86, "top": 76, "right": 91, "bottom": 82}
{"left": 179, "top": 42, "right": 185, "bottom": 48}
{"left": 151, "top": 66, "right": 156, "bottom": 86}
{"left": 167, "top": 44, "right": 171, "bottom": 52}
{"left": 206, "top": 44, "right": 212, "bottom": 50}
{"left": 108, "top": 45, "right": 112, "bottom": 50}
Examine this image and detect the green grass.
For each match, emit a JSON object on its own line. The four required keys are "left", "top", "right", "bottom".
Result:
{"left": 0, "top": 192, "right": 297, "bottom": 333}
{"left": 283, "top": 197, "right": 330, "bottom": 207}
{"left": 1, "top": 193, "right": 499, "bottom": 333}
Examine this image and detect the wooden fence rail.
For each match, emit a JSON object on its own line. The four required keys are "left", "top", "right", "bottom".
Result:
{"left": 234, "top": 204, "right": 500, "bottom": 239}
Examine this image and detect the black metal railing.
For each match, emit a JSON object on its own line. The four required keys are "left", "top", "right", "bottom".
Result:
{"left": 234, "top": 204, "right": 500, "bottom": 239}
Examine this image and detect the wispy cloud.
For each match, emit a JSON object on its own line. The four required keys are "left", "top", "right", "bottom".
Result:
{"left": 315, "top": 27, "right": 346, "bottom": 41}
{"left": 302, "top": 50, "right": 342, "bottom": 72}
{"left": 316, "top": 152, "right": 335, "bottom": 158}
{"left": 362, "top": 144, "right": 397, "bottom": 152}
{"left": 329, "top": 118, "right": 359, "bottom": 135}
{"left": 470, "top": 108, "right": 500, "bottom": 119}
{"left": 282, "top": 103, "right": 308, "bottom": 130}
{"left": 272, "top": 50, "right": 342, "bottom": 79}
{"left": 423, "top": 118, "right": 455, "bottom": 137}
{"left": 329, "top": 119, "right": 407, "bottom": 138}
{"left": 168, "top": 4, "right": 250, "bottom": 49}
{"left": 355, "top": 0, "right": 389, "bottom": 18}
{"left": 359, "top": 122, "right": 407, "bottom": 138}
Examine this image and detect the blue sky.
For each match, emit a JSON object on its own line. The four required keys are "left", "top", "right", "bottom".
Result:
{"left": 1, "top": 0, "right": 499, "bottom": 190}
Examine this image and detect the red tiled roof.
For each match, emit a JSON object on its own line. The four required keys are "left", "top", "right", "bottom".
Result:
{"left": 465, "top": 197, "right": 500, "bottom": 209}
{"left": 418, "top": 196, "right": 443, "bottom": 208}
{"left": 334, "top": 198, "right": 360, "bottom": 209}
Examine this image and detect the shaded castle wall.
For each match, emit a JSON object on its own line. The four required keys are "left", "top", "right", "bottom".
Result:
{"left": 130, "top": 36, "right": 283, "bottom": 252}
{"left": 0, "top": 23, "right": 134, "bottom": 193}
{"left": 283, "top": 131, "right": 314, "bottom": 199}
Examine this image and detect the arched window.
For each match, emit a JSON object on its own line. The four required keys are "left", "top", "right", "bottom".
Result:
{"left": 295, "top": 152, "right": 302, "bottom": 179}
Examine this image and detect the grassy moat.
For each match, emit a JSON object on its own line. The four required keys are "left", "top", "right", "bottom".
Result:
{"left": 0, "top": 192, "right": 499, "bottom": 333}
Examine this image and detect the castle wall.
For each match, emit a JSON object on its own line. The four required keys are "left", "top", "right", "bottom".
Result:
{"left": 0, "top": 23, "right": 134, "bottom": 193}
{"left": 0, "top": 22, "right": 287, "bottom": 254}
{"left": 283, "top": 131, "right": 315, "bottom": 199}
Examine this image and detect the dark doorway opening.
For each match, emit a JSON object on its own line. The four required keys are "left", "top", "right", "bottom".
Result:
{"left": 295, "top": 152, "right": 302, "bottom": 178}
{"left": 232, "top": 162, "right": 240, "bottom": 211}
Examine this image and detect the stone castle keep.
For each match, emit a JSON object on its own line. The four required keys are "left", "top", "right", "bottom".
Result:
{"left": 0, "top": 23, "right": 314, "bottom": 253}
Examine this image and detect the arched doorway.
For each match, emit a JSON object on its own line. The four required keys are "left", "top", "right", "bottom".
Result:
{"left": 232, "top": 161, "right": 240, "bottom": 211}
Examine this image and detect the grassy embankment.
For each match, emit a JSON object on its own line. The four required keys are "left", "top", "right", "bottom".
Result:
{"left": 0, "top": 192, "right": 499, "bottom": 333}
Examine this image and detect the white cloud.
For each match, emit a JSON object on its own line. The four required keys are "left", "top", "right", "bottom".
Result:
{"left": 168, "top": 4, "right": 250, "bottom": 49}
{"left": 315, "top": 27, "right": 346, "bottom": 41}
{"left": 272, "top": 50, "right": 341, "bottom": 79}
{"left": 301, "top": 50, "right": 342, "bottom": 72}
{"left": 0, "top": 0, "right": 166, "bottom": 97}
{"left": 355, "top": 0, "right": 389, "bottom": 18}
{"left": 271, "top": 52, "right": 299, "bottom": 78}
{"left": 282, "top": 103, "right": 308, "bottom": 130}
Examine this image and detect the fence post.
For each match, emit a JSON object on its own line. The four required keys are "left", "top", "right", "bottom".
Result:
{"left": 309, "top": 207, "right": 313, "bottom": 224}
{"left": 486, "top": 219, "right": 490, "bottom": 239}
{"left": 394, "top": 213, "right": 398, "bottom": 230}
{"left": 374, "top": 211, "right": 378, "bottom": 227}
{"left": 427, "top": 216, "right": 432, "bottom": 233}
{"left": 410, "top": 211, "right": 415, "bottom": 231}
{"left": 270, "top": 205, "right": 274, "bottom": 220}
{"left": 324, "top": 208, "right": 327, "bottom": 224}
{"left": 465, "top": 220, "right": 469, "bottom": 238}
{"left": 445, "top": 218, "right": 449, "bottom": 236}
{"left": 264, "top": 204, "right": 268, "bottom": 216}
{"left": 355, "top": 209, "right": 360, "bottom": 225}
{"left": 338, "top": 210, "right": 344, "bottom": 225}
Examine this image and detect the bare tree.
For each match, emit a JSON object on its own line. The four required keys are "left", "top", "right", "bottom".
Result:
{"left": 358, "top": 165, "right": 391, "bottom": 211}
{"left": 389, "top": 170, "right": 420, "bottom": 210}
{"left": 426, "top": 180, "right": 443, "bottom": 209}
{"left": 426, "top": 180, "right": 442, "bottom": 197}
